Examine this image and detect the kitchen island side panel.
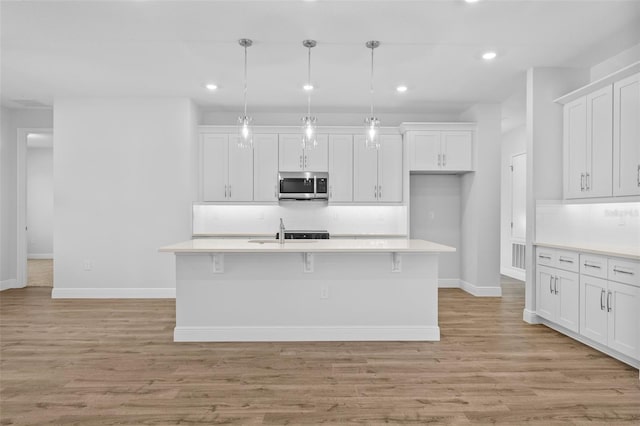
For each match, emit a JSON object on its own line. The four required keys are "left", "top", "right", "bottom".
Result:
{"left": 174, "top": 252, "right": 439, "bottom": 341}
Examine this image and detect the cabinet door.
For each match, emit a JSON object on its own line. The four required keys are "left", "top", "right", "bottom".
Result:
{"left": 607, "top": 280, "right": 639, "bottom": 359}
{"left": 328, "top": 135, "right": 353, "bottom": 202}
{"left": 441, "top": 131, "right": 473, "bottom": 171}
{"left": 377, "top": 134, "right": 403, "bottom": 202}
{"left": 353, "top": 135, "right": 379, "bottom": 202}
{"left": 279, "top": 134, "right": 304, "bottom": 172}
{"left": 408, "top": 132, "right": 440, "bottom": 170}
{"left": 613, "top": 73, "right": 640, "bottom": 196}
{"left": 580, "top": 275, "right": 608, "bottom": 345}
{"left": 536, "top": 266, "right": 557, "bottom": 321}
{"left": 556, "top": 269, "right": 580, "bottom": 333}
{"left": 227, "top": 138, "right": 254, "bottom": 201}
{"left": 253, "top": 134, "right": 279, "bottom": 202}
{"left": 564, "top": 97, "right": 588, "bottom": 199}
{"left": 586, "top": 86, "right": 613, "bottom": 198}
{"left": 304, "top": 134, "right": 329, "bottom": 172}
{"left": 201, "top": 134, "right": 228, "bottom": 201}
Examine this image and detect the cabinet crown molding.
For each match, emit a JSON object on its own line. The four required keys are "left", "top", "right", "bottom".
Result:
{"left": 399, "top": 122, "right": 477, "bottom": 134}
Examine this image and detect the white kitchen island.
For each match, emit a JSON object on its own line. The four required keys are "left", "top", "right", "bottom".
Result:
{"left": 160, "top": 238, "right": 455, "bottom": 342}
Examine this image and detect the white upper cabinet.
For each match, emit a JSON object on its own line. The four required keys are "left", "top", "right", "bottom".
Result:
{"left": 613, "top": 72, "right": 640, "bottom": 196}
{"left": 253, "top": 134, "right": 279, "bottom": 202}
{"left": 563, "top": 86, "right": 613, "bottom": 199}
{"left": 202, "top": 133, "right": 253, "bottom": 202}
{"left": 406, "top": 129, "right": 473, "bottom": 172}
{"left": 328, "top": 135, "right": 353, "bottom": 202}
{"left": 278, "top": 134, "right": 328, "bottom": 172}
{"left": 353, "top": 134, "right": 402, "bottom": 203}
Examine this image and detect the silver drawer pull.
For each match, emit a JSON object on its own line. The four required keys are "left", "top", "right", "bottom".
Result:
{"left": 613, "top": 268, "right": 634, "bottom": 275}
{"left": 539, "top": 255, "right": 551, "bottom": 260}
{"left": 559, "top": 257, "right": 574, "bottom": 263}
{"left": 600, "top": 289, "right": 605, "bottom": 311}
{"left": 584, "top": 263, "right": 601, "bottom": 269}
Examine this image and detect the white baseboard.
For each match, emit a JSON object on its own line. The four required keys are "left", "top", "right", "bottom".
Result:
{"left": 438, "top": 278, "right": 461, "bottom": 288}
{"left": 522, "top": 309, "right": 541, "bottom": 324}
{"left": 174, "top": 325, "right": 441, "bottom": 342}
{"left": 500, "top": 266, "right": 526, "bottom": 282}
{"left": 459, "top": 280, "right": 502, "bottom": 297}
{"left": 52, "top": 287, "right": 176, "bottom": 299}
{"left": 28, "top": 253, "right": 53, "bottom": 260}
{"left": 0, "top": 279, "right": 22, "bottom": 291}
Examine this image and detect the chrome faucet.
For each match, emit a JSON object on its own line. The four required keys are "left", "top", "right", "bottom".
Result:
{"left": 279, "top": 218, "right": 286, "bottom": 245}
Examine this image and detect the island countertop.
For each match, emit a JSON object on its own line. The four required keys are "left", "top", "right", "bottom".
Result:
{"left": 160, "top": 238, "right": 456, "bottom": 254}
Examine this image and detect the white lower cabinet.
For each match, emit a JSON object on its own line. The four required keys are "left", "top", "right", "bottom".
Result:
{"left": 536, "top": 265, "right": 579, "bottom": 333}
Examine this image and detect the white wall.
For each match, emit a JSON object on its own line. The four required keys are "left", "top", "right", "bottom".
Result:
{"left": 201, "top": 111, "right": 461, "bottom": 126}
{"left": 524, "top": 67, "right": 590, "bottom": 323}
{"left": 458, "top": 104, "right": 502, "bottom": 296}
{"left": 0, "top": 107, "right": 53, "bottom": 289}
{"left": 409, "top": 175, "right": 460, "bottom": 284}
{"left": 52, "top": 98, "right": 198, "bottom": 297}
{"left": 27, "top": 146, "right": 54, "bottom": 257}
{"left": 590, "top": 42, "right": 640, "bottom": 81}
{"left": 500, "top": 125, "right": 526, "bottom": 280}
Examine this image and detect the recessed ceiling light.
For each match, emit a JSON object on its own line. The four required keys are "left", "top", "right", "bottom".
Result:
{"left": 465, "top": 0, "right": 480, "bottom": 3}
{"left": 482, "top": 51, "right": 497, "bottom": 61}
{"left": 303, "top": 84, "right": 314, "bottom": 91}
{"left": 396, "top": 85, "right": 408, "bottom": 93}
{"left": 205, "top": 83, "right": 218, "bottom": 91}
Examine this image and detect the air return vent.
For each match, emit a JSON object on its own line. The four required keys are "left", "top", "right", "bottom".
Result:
{"left": 511, "top": 243, "right": 526, "bottom": 270}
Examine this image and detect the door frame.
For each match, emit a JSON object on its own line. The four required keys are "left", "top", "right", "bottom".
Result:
{"left": 16, "top": 127, "right": 53, "bottom": 287}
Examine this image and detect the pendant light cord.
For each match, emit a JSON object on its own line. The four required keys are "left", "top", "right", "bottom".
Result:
{"left": 243, "top": 44, "right": 248, "bottom": 117}
{"left": 370, "top": 45, "right": 374, "bottom": 117}
{"left": 307, "top": 46, "right": 312, "bottom": 117}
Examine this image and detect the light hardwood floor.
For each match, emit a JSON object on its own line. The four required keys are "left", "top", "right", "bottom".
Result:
{"left": 27, "top": 259, "right": 53, "bottom": 287}
{"left": 1, "top": 278, "right": 639, "bottom": 425}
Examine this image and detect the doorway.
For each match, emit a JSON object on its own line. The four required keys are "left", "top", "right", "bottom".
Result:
{"left": 17, "top": 128, "right": 54, "bottom": 288}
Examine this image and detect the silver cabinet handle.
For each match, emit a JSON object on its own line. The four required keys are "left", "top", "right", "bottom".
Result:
{"left": 304, "top": 155, "right": 308, "bottom": 169}
{"left": 606, "top": 291, "right": 612, "bottom": 312}
{"left": 637, "top": 164, "right": 640, "bottom": 187}
{"left": 559, "top": 257, "right": 574, "bottom": 263}
{"left": 600, "top": 289, "right": 605, "bottom": 311}
{"left": 374, "top": 185, "right": 378, "bottom": 199}
{"left": 580, "top": 173, "right": 585, "bottom": 191}
{"left": 329, "top": 185, "right": 333, "bottom": 199}
{"left": 228, "top": 185, "right": 231, "bottom": 198}
{"left": 554, "top": 276, "right": 558, "bottom": 295}
{"left": 584, "top": 262, "right": 601, "bottom": 269}
{"left": 438, "top": 153, "right": 441, "bottom": 167}
{"left": 299, "top": 155, "right": 303, "bottom": 169}
{"left": 613, "top": 267, "right": 634, "bottom": 275}
{"left": 539, "top": 255, "right": 551, "bottom": 260}
{"left": 224, "top": 185, "right": 228, "bottom": 198}
{"left": 549, "top": 275, "right": 553, "bottom": 294}
{"left": 585, "top": 172, "right": 590, "bottom": 191}
{"left": 274, "top": 184, "right": 278, "bottom": 198}
{"left": 443, "top": 153, "right": 447, "bottom": 167}
{"left": 378, "top": 185, "right": 382, "bottom": 199}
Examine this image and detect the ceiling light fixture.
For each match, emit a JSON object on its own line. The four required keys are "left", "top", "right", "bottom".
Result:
{"left": 482, "top": 51, "right": 497, "bottom": 60}
{"left": 205, "top": 83, "right": 218, "bottom": 91}
{"left": 396, "top": 85, "right": 408, "bottom": 93}
{"left": 364, "top": 40, "right": 381, "bottom": 150}
{"left": 465, "top": 0, "right": 480, "bottom": 4}
{"left": 301, "top": 39, "right": 318, "bottom": 150}
{"left": 237, "top": 38, "right": 253, "bottom": 149}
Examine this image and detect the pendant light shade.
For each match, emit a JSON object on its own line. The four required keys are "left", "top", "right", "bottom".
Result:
{"left": 301, "top": 39, "right": 317, "bottom": 150}
{"left": 237, "top": 38, "right": 253, "bottom": 149}
{"left": 364, "top": 40, "right": 380, "bottom": 150}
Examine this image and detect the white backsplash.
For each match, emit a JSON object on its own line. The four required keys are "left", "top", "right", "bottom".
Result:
{"left": 193, "top": 203, "right": 408, "bottom": 236}
{"left": 536, "top": 201, "right": 640, "bottom": 251}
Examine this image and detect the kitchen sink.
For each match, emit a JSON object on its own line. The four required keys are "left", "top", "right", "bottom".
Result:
{"left": 247, "top": 239, "right": 318, "bottom": 244}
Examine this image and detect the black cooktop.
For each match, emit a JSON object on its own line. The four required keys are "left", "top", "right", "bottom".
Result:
{"left": 275, "top": 230, "right": 330, "bottom": 240}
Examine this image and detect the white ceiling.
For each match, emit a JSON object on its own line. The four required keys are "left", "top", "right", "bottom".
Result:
{"left": 2, "top": 0, "right": 640, "bottom": 116}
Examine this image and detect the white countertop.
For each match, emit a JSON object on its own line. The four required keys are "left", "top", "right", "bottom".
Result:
{"left": 535, "top": 242, "right": 640, "bottom": 261}
{"left": 160, "top": 238, "right": 456, "bottom": 254}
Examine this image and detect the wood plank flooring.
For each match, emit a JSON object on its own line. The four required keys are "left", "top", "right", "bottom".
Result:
{"left": 1, "top": 279, "right": 639, "bottom": 425}
{"left": 26, "top": 259, "right": 53, "bottom": 288}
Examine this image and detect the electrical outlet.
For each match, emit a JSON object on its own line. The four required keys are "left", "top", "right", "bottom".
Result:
{"left": 83, "top": 260, "right": 93, "bottom": 271}
{"left": 320, "top": 286, "right": 329, "bottom": 299}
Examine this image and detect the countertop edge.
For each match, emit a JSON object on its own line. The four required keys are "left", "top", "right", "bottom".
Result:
{"left": 534, "top": 242, "right": 640, "bottom": 261}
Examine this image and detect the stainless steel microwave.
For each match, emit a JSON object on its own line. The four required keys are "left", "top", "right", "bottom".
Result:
{"left": 278, "top": 171, "right": 329, "bottom": 200}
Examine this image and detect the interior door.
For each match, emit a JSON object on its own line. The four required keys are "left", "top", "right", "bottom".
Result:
{"left": 511, "top": 153, "right": 526, "bottom": 242}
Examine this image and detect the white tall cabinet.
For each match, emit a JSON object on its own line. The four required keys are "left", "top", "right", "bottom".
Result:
{"left": 353, "top": 134, "right": 403, "bottom": 202}
{"left": 613, "top": 72, "right": 640, "bottom": 196}
{"left": 201, "top": 134, "right": 253, "bottom": 202}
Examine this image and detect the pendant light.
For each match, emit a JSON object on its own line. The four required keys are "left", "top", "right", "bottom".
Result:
{"left": 364, "top": 40, "right": 380, "bottom": 150}
{"left": 237, "top": 38, "right": 253, "bottom": 149}
{"left": 301, "top": 39, "right": 317, "bottom": 150}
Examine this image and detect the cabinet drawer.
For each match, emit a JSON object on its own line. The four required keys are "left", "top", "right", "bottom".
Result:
{"left": 580, "top": 254, "right": 608, "bottom": 279}
{"left": 555, "top": 250, "right": 579, "bottom": 273}
{"left": 608, "top": 258, "right": 640, "bottom": 287}
{"left": 536, "top": 248, "right": 555, "bottom": 266}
